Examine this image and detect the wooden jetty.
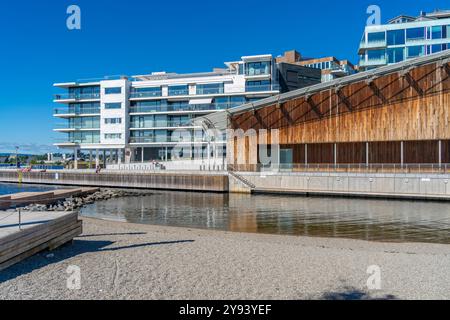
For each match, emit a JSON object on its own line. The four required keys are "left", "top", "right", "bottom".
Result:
{"left": 0, "top": 211, "right": 82, "bottom": 271}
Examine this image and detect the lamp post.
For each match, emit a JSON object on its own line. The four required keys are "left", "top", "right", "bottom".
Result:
{"left": 15, "top": 146, "right": 19, "bottom": 169}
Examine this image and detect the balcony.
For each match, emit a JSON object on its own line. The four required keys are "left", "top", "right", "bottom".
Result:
{"left": 54, "top": 123, "right": 101, "bottom": 131}
{"left": 359, "top": 40, "right": 387, "bottom": 50}
{"left": 359, "top": 57, "right": 387, "bottom": 67}
{"left": 54, "top": 93, "right": 100, "bottom": 101}
{"left": 54, "top": 107, "right": 101, "bottom": 116}
{"left": 196, "top": 87, "right": 224, "bottom": 95}
{"left": 54, "top": 137, "right": 101, "bottom": 145}
{"left": 130, "top": 120, "right": 194, "bottom": 129}
{"left": 129, "top": 104, "right": 220, "bottom": 114}
{"left": 130, "top": 91, "right": 162, "bottom": 99}
{"left": 129, "top": 136, "right": 206, "bottom": 144}
{"left": 168, "top": 89, "right": 189, "bottom": 96}
{"left": 245, "top": 84, "right": 280, "bottom": 93}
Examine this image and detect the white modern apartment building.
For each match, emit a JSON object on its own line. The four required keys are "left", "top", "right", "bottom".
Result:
{"left": 53, "top": 54, "right": 320, "bottom": 166}
{"left": 358, "top": 9, "right": 450, "bottom": 71}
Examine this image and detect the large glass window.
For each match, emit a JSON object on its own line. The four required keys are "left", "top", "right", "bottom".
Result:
{"left": 104, "top": 103, "right": 122, "bottom": 109}
{"left": 196, "top": 83, "right": 224, "bottom": 95}
{"left": 407, "top": 46, "right": 424, "bottom": 58}
{"left": 130, "top": 87, "right": 162, "bottom": 98}
{"left": 105, "top": 87, "right": 122, "bottom": 95}
{"left": 387, "top": 47, "right": 405, "bottom": 64}
{"left": 214, "top": 96, "right": 246, "bottom": 109}
{"left": 68, "top": 131, "right": 100, "bottom": 144}
{"left": 245, "top": 61, "right": 271, "bottom": 76}
{"left": 67, "top": 102, "right": 100, "bottom": 114}
{"left": 130, "top": 100, "right": 165, "bottom": 113}
{"left": 367, "top": 32, "right": 386, "bottom": 44}
{"left": 367, "top": 49, "right": 386, "bottom": 61}
{"left": 246, "top": 80, "right": 271, "bottom": 92}
{"left": 68, "top": 116, "right": 100, "bottom": 129}
{"left": 68, "top": 86, "right": 100, "bottom": 99}
{"left": 431, "top": 26, "right": 443, "bottom": 39}
{"left": 406, "top": 27, "right": 425, "bottom": 41}
{"left": 168, "top": 85, "right": 189, "bottom": 96}
{"left": 387, "top": 29, "right": 405, "bottom": 45}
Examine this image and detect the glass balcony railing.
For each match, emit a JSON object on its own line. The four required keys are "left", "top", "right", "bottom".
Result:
{"left": 168, "top": 89, "right": 189, "bottom": 96}
{"left": 55, "top": 123, "right": 101, "bottom": 130}
{"left": 54, "top": 93, "right": 100, "bottom": 100}
{"left": 55, "top": 137, "right": 101, "bottom": 144}
{"left": 129, "top": 104, "right": 219, "bottom": 114}
{"left": 54, "top": 107, "right": 101, "bottom": 115}
{"left": 130, "top": 121, "right": 194, "bottom": 129}
{"left": 196, "top": 87, "right": 225, "bottom": 95}
{"left": 129, "top": 136, "right": 206, "bottom": 144}
{"left": 130, "top": 91, "right": 162, "bottom": 98}
{"left": 245, "top": 68, "right": 270, "bottom": 76}
{"left": 360, "top": 57, "right": 387, "bottom": 67}
{"left": 245, "top": 84, "right": 280, "bottom": 92}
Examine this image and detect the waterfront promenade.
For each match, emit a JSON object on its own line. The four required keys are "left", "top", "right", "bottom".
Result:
{"left": 0, "top": 217, "right": 449, "bottom": 300}
{"left": 3, "top": 168, "right": 450, "bottom": 200}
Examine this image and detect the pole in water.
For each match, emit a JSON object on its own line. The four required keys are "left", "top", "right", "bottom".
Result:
{"left": 19, "top": 209, "right": 22, "bottom": 230}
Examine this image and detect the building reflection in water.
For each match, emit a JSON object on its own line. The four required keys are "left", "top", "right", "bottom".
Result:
{"left": 81, "top": 191, "right": 450, "bottom": 244}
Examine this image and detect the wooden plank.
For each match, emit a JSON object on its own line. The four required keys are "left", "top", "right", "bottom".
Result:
{"left": 0, "top": 212, "right": 78, "bottom": 247}
{"left": 0, "top": 219, "right": 80, "bottom": 263}
{"left": 0, "top": 222, "right": 82, "bottom": 272}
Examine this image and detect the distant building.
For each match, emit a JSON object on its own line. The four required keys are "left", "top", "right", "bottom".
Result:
{"left": 276, "top": 50, "right": 357, "bottom": 82}
{"left": 358, "top": 9, "right": 450, "bottom": 71}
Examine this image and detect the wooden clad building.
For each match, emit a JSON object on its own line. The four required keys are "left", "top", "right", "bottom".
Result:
{"left": 202, "top": 51, "right": 450, "bottom": 171}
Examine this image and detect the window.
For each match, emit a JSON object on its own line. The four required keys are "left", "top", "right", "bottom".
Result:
{"left": 246, "top": 80, "right": 271, "bottom": 92}
{"left": 105, "top": 87, "right": 122, "bottom": 94}
{"left": 104, "top": 133, "right": 122, "bottom": 140}
{"left": 407, "top": 46, "right": 424, "bottom": 58}
{"left": 104, "top": 118, "right": 122, "bottom": 125}
{"left": 367, "top": 32, "right": 386, "bottom": 44}
{"left": 130, "top": 100, "right": 165, "bottom": 113}
{"left": 168, "top": 85, "right": 189, "bottom": 96}
{"left": 196, "top": 83, "right": 224, "bottom": 95}
{"left": 245, "top": 61, "right": 271, "bottom": 76}
{"left": 68, "top": 86, "right": 100, "bottom": 99}
{"left": 406, "top": 27, "right": 425, "bottom": 41}
{"left": 68, "top": 102, "right": 100, "bottom": 114}
{"left": 69, "top": 132, "right": 100, "bottom": 144}
{"left": 69, "top": 116, "right": 100, "bottom": 129}
{"left": 130, "top": 87, "right": 161, "bottom": 98}
{"left": 431, "top": 26, "right": 443, "bottom": 39}
{"left": 387, "top": 48, "right": 404, "bottom": 64}
{"left": 104, "top": 103, "right": 122, "bottom": 109}
{"left": 367, "top": 49, "right": 386, "bottom": 61}
{"left": 387, "top": 30, "right": 405, "bottom": 45}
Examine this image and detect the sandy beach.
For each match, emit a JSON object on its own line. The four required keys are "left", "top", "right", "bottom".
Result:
{"left": 0, "top": 217, "right": 449, "bottom": 300}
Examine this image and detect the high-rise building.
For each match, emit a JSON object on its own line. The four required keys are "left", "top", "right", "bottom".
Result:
{"left": 53, "top": 54, "right": 321, "bottom": 164}
{"left": 358, "top": 9, "right": 450, "bottom": 71}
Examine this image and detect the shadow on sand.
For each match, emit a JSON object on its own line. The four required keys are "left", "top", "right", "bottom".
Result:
{"left": 0, "top": 234, "right": 195, "bottom": 283}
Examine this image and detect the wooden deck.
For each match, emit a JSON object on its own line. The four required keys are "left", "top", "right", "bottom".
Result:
{"left": 0, "top": 211, "right": 82, "bottom": 271}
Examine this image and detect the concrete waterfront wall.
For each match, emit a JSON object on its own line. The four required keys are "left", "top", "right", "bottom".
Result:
{"left": 240, "top": 172, "right": 450, "bottom": 201}
{"left": 0, "top": 170, "right": 229, "bottom": 193}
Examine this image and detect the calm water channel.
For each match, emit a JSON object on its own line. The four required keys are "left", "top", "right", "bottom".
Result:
{"left": 1, "top": 183, "right": 449, "bottom": 244}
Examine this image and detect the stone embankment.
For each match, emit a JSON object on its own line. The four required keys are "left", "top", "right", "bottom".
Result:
{"left": 17, "top": 189, "right": 149, "bottom": 212}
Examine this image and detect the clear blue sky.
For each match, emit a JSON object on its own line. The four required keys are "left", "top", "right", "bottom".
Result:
{"left": 0, "top": 0, "right": 448, "bottom": 154}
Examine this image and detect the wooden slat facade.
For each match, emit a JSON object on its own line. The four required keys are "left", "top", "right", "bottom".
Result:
{"left": 229, "top": 60, "right": 450, "bottom": 167}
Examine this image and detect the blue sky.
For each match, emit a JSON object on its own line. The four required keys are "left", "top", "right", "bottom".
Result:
{"left": 0, "top": 0, "right": 448, "bottom": 154}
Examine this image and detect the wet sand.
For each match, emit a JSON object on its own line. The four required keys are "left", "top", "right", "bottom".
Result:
{"left": 0, "top": 217, "right": 449, "bottom": 300}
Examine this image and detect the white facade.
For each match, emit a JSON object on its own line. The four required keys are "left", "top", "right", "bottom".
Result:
{"left": 53, "top": 54, "right": 282, "bottom": 164}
